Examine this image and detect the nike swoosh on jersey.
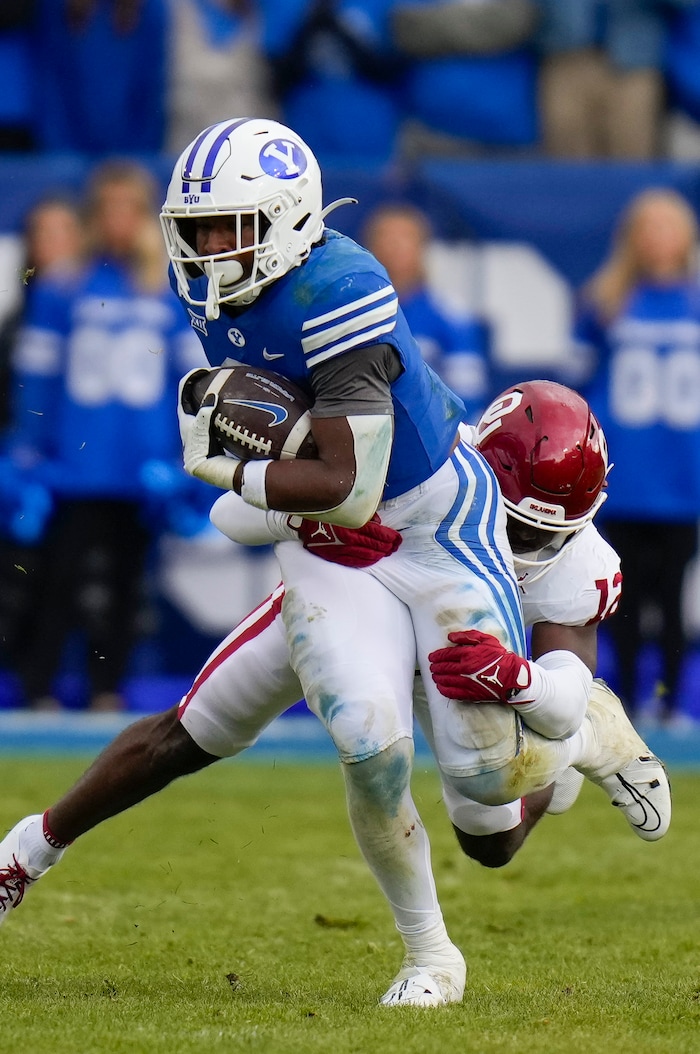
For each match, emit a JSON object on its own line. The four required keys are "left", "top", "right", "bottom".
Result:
{"left": 262, "top": 348, "right": 284, "bottom": 361}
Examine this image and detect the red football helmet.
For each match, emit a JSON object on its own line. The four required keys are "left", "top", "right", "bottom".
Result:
{"left": 474, "top": 380, "right": 609, "bottom": 534}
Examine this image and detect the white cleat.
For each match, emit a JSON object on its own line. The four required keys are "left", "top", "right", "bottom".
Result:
{"left": 547, "top": 767, "right": 585, "bottom": 815}
{"left": 576, "top": 681, "right": 672, "bottom": 841}
{"left": 597, "top": 757, "right": 671, "bottom": 842}
{"left": 379, "top": 946, "right": 466, "bottom": 1008}
{"left": 0, "top": 814, "right": 60, "bottom": 925}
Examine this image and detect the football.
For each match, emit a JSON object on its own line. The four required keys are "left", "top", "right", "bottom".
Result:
{"left": 189, "top": 365, "right": 317, "bottom": 461}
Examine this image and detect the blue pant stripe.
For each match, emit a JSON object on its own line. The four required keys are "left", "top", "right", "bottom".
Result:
{"left": 437, "top": 447, "right": 525, "bottom": 653}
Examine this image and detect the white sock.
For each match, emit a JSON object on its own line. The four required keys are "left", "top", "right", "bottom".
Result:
{"left": 396, "top": 918, "right": 462, "bottom": 966}
{"left": 561, "top": 720, "right": 596, "bottom": 773}
{"left": 20, "top": 814, "right": 66, "bottom": 874}
{"left": 342, "top": 742, "right": 448, "bottom": 943}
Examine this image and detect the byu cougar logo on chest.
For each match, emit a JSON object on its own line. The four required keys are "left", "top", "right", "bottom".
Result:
{"left": 227, "top": 328, "right": 245, "bottom": 347}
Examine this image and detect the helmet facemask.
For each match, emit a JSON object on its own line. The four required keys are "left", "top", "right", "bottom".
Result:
{"left": 161, "top": 184, "right": 322, "bottom": 319}
{"left": 505, "top": 515, "right": 577, "bottom": 580}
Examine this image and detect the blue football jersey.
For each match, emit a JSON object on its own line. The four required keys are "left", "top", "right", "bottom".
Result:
{"left": 13, "top": 257, "right": 205, "bottom": 498}
{"left": 174, "top": 229, "right": 466, "bottom": 499}
{"left": 576, "top": 280, "right": 700, "bottom": 520}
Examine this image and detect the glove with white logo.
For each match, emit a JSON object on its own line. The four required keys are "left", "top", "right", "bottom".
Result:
{"left": 177, "top": 369, "right": 239, "bottom": 490}
{"left": 290, "top": 513, "right": 402, "bottom": 568}
{"left": 429, "top": 629, "right": 531, "bottom": 704}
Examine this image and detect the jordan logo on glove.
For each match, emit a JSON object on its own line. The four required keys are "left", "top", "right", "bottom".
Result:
{"left": 291, "top": 514, "right": 402, "bottom": 569}
{"left": 305, "top": 523, "right": 339, "bottom": 545}
{"left": 428, "top": 629, "right": 532, "bottom": 704}
{"left": 474, "top": 659, "right": 530, "bottom": 697}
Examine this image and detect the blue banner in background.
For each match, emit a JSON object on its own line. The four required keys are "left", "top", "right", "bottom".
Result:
{"left": 413, "top": 159, "right": 700, "bottom": 286}
{"left": 3, "top": 155, "right": 700, "bottom": 288}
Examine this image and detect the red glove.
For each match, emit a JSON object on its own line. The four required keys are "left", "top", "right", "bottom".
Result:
{"left": 291, "top": 514, "right": 402, "bottom": 568}
{"left": 429, "top": 629, "right": 531, "bottom": 704}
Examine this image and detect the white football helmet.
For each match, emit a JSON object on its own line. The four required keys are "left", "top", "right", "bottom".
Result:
{"left": 161, "top": 117, "right": 351, "bottom": 319}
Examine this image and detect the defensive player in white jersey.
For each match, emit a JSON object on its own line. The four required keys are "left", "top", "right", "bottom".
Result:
{"left": 0, "top": 381, "right": 670, "bottom": 1009}
{"left": 424, "top": 383, "right": 646, "bottom": 864}
{"left": 206, "top": 379, "right": 669, "bottom": 866}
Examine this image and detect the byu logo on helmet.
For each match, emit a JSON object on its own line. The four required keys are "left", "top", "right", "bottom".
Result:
{"left": 260, "top": 140, "right": 307, "bottom": 179}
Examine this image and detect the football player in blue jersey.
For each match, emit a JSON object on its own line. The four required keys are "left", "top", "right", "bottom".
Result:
{"left": 162, "top": 116, "right": 526, "bottom": 1006}
{"left": 0, "top": 123, "right": 670, "bottom": 1010}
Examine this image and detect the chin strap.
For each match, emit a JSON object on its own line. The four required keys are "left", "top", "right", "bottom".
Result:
{"left": 205, "top": 275, "right": 221, "bottom": 321}
{"left": 513, "top": 532, "right": 576, "bottom": 584}
{"left": 204, "top": 259, "right": 247, "bottom": 320}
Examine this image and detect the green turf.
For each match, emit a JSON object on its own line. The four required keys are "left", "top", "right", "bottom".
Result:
{"left": 0, "top": 756, "right": 697, "bottom": 1054}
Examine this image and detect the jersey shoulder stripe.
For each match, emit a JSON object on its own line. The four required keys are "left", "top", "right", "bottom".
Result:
{"left": 301, "top": 284, "right": 397, "bottom": 331}
{"left": 304, "top": 319, "right": 398, "bottom": 368}
{"left": 301, "top": 287, "right": 398, "bottom": 367}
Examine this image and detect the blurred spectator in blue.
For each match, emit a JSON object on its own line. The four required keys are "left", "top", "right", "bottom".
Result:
{"left": 261, "top": 0, "right": 404, "bottom": 166}
{"left": 7, "top": 161, "right": 206, "bottom": 711}
{"left": 33, "top": 0, "right": 168, "bottom": 153}
{"left": 390, "top": 0, "right": 539, "bottom": 156}
{"left": 666, "top": 3, "right": 700, "bottom": 132}
{"left": 534, "top": 0, "right": 696, "bottom": 159}
{"left": 574, "top": 188, "right": 700, "bottom": 726}
{"left": 362, "top": 202, "right": 492, "bottom": 420}
{"left": 0, "top": 196, "right": 85, "bottom": 430}
{"left": 165, "top": 0, "right": 278, "bottom": 153}
{"left": 0, "top": 2, "right": 36, "bottom": 150}
{"left": 0, "top": 196, "right": 84, "bottom": 686}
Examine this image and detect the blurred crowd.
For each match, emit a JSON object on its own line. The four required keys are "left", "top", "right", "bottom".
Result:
{"left": 3, "top": 1, "right": 700, "bottom": 163}
{"left": 0, "top": 0, "right": 699, "bottom": 729}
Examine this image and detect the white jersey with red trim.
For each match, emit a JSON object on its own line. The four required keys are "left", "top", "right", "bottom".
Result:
{"left": 516, "top": 524, "right": 622, "bottom": 629}
{"left": 458, "top": 423, "right": 622, "bottom": 629}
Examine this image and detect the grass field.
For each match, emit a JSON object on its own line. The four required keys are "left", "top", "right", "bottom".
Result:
{"left": 0, "top": 755, "right": 698, "bottom": 1054}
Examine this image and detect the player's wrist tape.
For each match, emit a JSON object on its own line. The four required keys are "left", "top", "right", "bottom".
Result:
{"left": 241, "top": 459, "right": 272, "bottom": 510}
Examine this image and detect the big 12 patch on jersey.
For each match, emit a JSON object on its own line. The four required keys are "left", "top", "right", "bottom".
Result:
{"left": 190, "top": 365, "right": 317, "bottom": 460}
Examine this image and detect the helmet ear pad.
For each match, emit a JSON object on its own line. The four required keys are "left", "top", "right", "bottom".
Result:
{"left": 257, "top": 179, "right": 321, "bottom": 278}
{"left": 257, "top": 250, "right": 285, "bottom": 278}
